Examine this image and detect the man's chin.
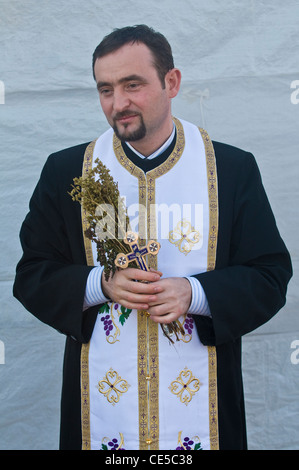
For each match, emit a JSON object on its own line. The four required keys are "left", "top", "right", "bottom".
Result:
{"left": 113, "top": 123, "right": 146, "bottom": 143}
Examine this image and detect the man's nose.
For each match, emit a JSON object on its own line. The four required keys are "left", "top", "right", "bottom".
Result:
{"left": 113, "top": 89, "right": 130, "bottom": 113}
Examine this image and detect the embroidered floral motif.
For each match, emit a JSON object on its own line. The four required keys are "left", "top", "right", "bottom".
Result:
{"left": 98, "top": 368, "right": 130, "bottom": 405}
{"left": 169, "top": 219, "right": 201, "bottom": 255}
{"left": 175, "top": 314, "right": 194, "bottom": 343}
{"left": 176, "top": 432, "right": 202, "bottom": 450}
{"left": 169, "top": 367, "right": 202, "bottom": 405}
{"left": 99, "top": 302, "right": 132, "bottom": 344}
{"left": 101, "top": 433, "right": 125, "bottom": 450}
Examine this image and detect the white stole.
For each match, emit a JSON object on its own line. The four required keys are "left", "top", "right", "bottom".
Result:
{"left": 81, "top": 118, "right": 219, "bottom": 451}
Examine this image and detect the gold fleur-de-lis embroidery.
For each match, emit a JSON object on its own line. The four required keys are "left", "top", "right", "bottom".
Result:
{"left": 169, "top": 367, "right": 202, "bottom": 405}
{"left": 169, "top": 219, "right": 201, "bottom": 255}
{"left": 98, "top": 368, "right": 130, "bottom": 405}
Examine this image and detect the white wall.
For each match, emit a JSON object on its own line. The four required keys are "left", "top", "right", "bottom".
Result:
{"left": 0, "top": 0, "right": 298, "bottom": 450}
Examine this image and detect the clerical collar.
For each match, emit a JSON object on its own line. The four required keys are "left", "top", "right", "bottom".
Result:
{"left": 125, "top": 124, "right": 176, "bottom": 160}
{"left": 121, "top": 123, "right": 177, "bottom": 173}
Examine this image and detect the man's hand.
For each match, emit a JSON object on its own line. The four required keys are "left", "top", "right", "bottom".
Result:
{"left": 101, "top": 267, "right": 163, "bottom": 311}
{"left": 102, "top": 269, "right": 192, "bottom": 324}
{"left": 147, "top": 277, "right": 192, "bottom": 324}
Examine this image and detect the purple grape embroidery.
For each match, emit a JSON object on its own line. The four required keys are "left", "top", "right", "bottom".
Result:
{"left": 101, "top": 435, "right": 125, "bottom": 450}
{"left": 176, "top": 433, "right": 202, "bottom": 450}
{"left": 100, "top": 315, "right": 113, "bottom": 337}
{"left": 98, "top": 303, "right": 132, "bottom": 343}
{"left": 184, "top": 314, "right": 194, "bottom": 335}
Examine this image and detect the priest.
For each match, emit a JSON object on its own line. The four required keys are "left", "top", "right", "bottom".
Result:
{"left": 13, "top": 25, "right": 292, "bottom": 450}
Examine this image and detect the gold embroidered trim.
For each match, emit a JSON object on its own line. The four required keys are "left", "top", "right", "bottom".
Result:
{"left": 137, "top": 310, "right": 160, "bottom": 450}
{"left": 113, "top": 118, "right": 185, "bottom": 451}
{"left": 98, "top": 368, "right": 130, "bottom": 405}
{"left": 208, "top": 346, "right": 218, "bottom": 449}
{"left": 199, "top": 127, "right": 219, "bottom": 272}
{"left": 113, "top": 116, "right": 184, "bottom": 179}
{"left": 81, "top": 340, "right": 91, "bottom": 450}
{"left": 198, "top": 127, "right": 219, "bottom": 450}
{"left": 146, "top": 116, "right": 185, "bottom": 179}
{"left": 169, "top": 367, "right": 202, "bottom": 405}
{"left": 80, "top": 140, "right": 96, "bottom": 450}
{"left": 137, "top": 174, "right": 159, "bottom": 450}
{"left": 81, "top": 140, "right": 96, "bottom": 266}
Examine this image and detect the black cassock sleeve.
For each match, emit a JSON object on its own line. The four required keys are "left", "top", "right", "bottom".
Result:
{"left": 193, "top": 143, "right": 292, "bottom": 346}
{"left": 13, "top": 145, "right": 98, "bottom": 343}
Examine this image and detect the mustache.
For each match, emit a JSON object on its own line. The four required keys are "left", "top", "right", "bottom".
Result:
{"left": 113, "top": 111, "right": 141, "bottom": 120}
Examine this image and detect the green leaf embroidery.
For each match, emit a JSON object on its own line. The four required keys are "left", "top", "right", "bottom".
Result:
{"left": 98, "top": 303, "right": 109, "bottom": 314}
{"left": 194, "top": 442, "right": 202, "bottom": 450}
{"left": 119, "top": 308, "right": 132, "bottom": 326}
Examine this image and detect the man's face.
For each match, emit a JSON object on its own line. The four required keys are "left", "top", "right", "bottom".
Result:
{"left": 93, "top": 42, "right": 179, "bottom": 154}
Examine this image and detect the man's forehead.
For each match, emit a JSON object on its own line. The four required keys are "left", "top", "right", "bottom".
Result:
{"left": 94, "top": 42, "right": 156, "bottom": 78}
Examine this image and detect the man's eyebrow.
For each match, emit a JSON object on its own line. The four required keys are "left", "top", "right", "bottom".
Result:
{"left": 97, "top": 81, "right": 110, "bottom": 91}
{"left": 96, "top": 75, "right": 147, "bottom": 90}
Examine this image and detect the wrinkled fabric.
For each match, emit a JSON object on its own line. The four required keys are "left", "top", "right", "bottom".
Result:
{"left": 0, "top": 0, "right": 298, "bottom": 450}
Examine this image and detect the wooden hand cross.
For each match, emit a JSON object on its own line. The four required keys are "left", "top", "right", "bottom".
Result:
{"left": 115, "top": 232, "right": 160, "bottom": 271}
{"left": 114, "top": 231, "right": 184, "bottom": 343}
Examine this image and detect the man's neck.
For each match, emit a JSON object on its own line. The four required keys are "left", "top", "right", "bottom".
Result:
{"left": 126, "top": 123, "right": 175, "bottom": 160}
{"left": 121, "top": 125, "right": 177, "bottom": 173}
{"left": 127, "top": 120, "right": 174, "bottom": 157}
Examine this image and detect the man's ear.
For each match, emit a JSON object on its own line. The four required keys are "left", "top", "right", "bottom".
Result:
{"left": 165, "top": 68, "right": 181, "bottom": 98}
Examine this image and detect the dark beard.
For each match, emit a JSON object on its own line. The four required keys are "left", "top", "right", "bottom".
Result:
{"left": 112, "top": 113, "right": 146, "bottom": 142}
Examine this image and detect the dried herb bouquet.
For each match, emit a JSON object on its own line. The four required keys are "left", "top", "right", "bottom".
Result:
{"left": 69, "top": 157, "right": 184, "bottom": 342}
{"left": 69, "top": 157, "right": 133, "bottom": 280}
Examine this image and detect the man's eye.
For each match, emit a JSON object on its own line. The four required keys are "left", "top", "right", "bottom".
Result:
{"left": 127, "top": 83, "right": 140, "bottom": 90}
{"left": 100, "top": 89, "right": 112, "bottom": 95}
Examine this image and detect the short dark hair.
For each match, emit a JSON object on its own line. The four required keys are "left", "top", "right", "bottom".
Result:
{"left": 92, "top": 24, "right": 174, "bottom": 87}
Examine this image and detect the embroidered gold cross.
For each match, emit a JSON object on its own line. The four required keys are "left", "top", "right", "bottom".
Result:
{"left": 169, "top": 367, "right": 202, "bottom": 405}
{"left": 98, "top": 368, "right": 130, "bottom": 405}
{"left": 169, "top": 219, "right": 201, "bottom": 255}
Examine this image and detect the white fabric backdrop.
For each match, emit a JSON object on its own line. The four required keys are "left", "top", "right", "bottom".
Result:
{"left": 0, "top": 0, "right": 298, "bottom": 450}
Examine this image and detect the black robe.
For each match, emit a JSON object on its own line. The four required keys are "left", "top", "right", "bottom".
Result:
{"left": 13, "top": 137, "right": 292, "bottom": 450}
